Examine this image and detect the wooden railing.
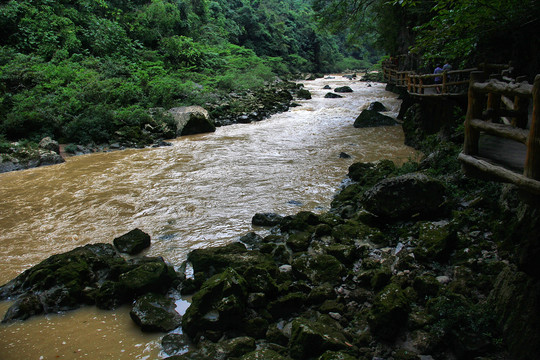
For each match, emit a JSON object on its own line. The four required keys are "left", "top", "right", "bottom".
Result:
{"left": 459, "top": 72, "right": 540, "bottom": 194}
{"left": 408, "top": 68, "right": 476, "bottom": 94}
{"left": 382, "top": 63, "right": 511, "bottom": 96}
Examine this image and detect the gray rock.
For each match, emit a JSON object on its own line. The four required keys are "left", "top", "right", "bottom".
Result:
{"left": 39, "top": 137, "right": 60, "bottom": 154}
{"left": 252, "top": 213, "right": 284, "bottom": 227}
{"left": 168, "top": 106, "right": 216, "bottom": 136}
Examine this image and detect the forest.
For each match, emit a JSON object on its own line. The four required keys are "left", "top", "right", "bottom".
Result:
{"left": 0, "top": 0, "right": 539, "bottom": 148}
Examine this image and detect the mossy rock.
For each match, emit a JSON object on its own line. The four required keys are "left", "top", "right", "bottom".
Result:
{"left": 347, "top": 160, "right": 396, "bottom": 185}
{"left": 289, "top": 316, "right": 352, "bottom": 359}
{"left": 268, "top": 291, "right": 305, "bottom": 319}
{"left": 242, "top": 266, "right": 279, "bottom": 295}
{"left": 220, "top": 336, "right": 256, "bottom": 358}
{"left": 413, "top": 275, "right": 440, "bottom": 300}
{"left": 368, "top": 283, "right": 411, "bottom": 340}
{"left": 326, "top": 244, "right": 358, "bottom": 265}
{"left": 0, "top": 243, "right": 127, "bottom": 321}
{"left": 119, "top": 259, "right": 176, "bottom": 295}
{"left": 187, "top": 242, "right": 277, "bottom": 282}
{"left": 297, "top": 89, "right": 312, "bottom": 99}
{"left": 240, "top": 349, "right": 289, "bottom": 360}
{"left": 307, "top": 283, "right": 336, "bottom": 304}
{"left": 280, "top": 211, "right": 321, "bottom": 233}
{"left": 413, "top": 220, "right": 456, "bottom": 262}
{"left": 130, "top": 293, "right": 182, "bottom": 332}
{"left": 182, "top": 268, "right": 248, "bottom": 341}
{"left": 292, "top": 253, "right": 346, "bottom": 285}
{"left": 286, "top": 232, "right": 312, "bottom": 252}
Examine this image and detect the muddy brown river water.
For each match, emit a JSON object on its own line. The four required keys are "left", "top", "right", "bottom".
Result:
{"left": 0, "top": 76, "right": 420, "bottom": 359}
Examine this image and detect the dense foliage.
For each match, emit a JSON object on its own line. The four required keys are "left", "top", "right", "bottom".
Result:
{"left": 0, "top": 0, "right": 375, "bottom": 145}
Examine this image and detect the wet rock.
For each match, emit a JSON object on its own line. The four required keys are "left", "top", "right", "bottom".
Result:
{"left": 325, "top": 93, "right": 343, "bottom": 99}
{"left": 113, "top": 228, "right": 151, "bottom": 255}
{"left": 353, "top": 110, "right": 397, "bottom": 128}
{"left": 182, "top": 268, "right": 248, "bottom": 341}
{"left": 339, "top": 152, "right": 351, "bottom": 159}
{"left": 361, "top": 173, "right": 446, "bottom": 221}
{"left": 221, "top": 336, "right": 256, "bottom": 358}
{"left": 292, "top": 253, "right": 346, "bottom": 285}
{"left": 1, "top": 294, "right": 43, "bottom": 322}
{"left": 252, "top": 213, "right": 284, "bottom": 227}
{"left": 39, "top": 137, "right": 60, "bottom": 154}
{"left": 289, "top": 316, "right": 352, "bottom": 359}
{"left": 368, "top": 283, "right": 411, "bottom": 340}
{"left": 239, "top": 232, "right": 264, "bottom": 248}
{"left": 268, "top": 292, "right": 305, "bottom": 319}
{"left": 367, "top": 101, "right": 388, "bottom": 112}
{"left": 186, "top": 242, "right": 277, "bottom": 284}
{"left": 297, "top": 89, "right": 312, "bottom": 99}
{"left": 162, "top": 333, "right": 191, "bottom": 356}
{"left": 119, "top": 258, "right": 177, "bottom": 295}
{"left": 323, "top": 85, "right": 332, "bottom": 89}
{"left": 280, "top": 211, "right": 321, "bottom": 233}
{"left": 0, "top": 243, "right": 127, "bottom": 321}
{"left": 286, "top": 232, "right": 312, "bottom": 252}
{"left": 334, "top": 86, "right": 353, "bottom": 93}
{"left": 168, "top": 106, "right": 216, "bottom": 136}
{"left": 130, "top": 293, "right": 182, "bottom": 332}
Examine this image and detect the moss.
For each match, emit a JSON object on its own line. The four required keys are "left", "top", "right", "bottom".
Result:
{"left": 292, "top": 253, "right": 346, "bottom": 285}
{"left": 368, "top": 283, "right": 411, "bottom": 340}
{"left": 286, "top": 232, "right": 312, "bottom": 252}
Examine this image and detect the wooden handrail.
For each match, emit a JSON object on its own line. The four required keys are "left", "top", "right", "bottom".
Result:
{"left": 461, "top": 72, "right": 540, "bottom": 193}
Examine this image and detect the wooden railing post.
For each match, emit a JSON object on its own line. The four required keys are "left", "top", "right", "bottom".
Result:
{"left": 524, "top": 74, "right": 540, "bottom": 180}
{"left": 419, "top": 78, "right": 424, "bottom": 94}
{"left": 442, "top": 72, "right": 447, "bottom": 94}
{"left": 487, "top": 76, "right": 502, "bottom": 122}
{"left": 464, "top": 71, "right": 486, "bottom": 155}
{"left": 512, "top": 95, "right": 529, "bottom": 129}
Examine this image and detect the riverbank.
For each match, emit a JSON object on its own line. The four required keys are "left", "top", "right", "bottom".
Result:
{"left": 2, "top": 115, "right": 538, "bottom": 359}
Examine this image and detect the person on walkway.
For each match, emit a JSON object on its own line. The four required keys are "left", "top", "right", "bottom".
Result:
{"left": 434, "top": 64, "right": 443, "bottom": 93}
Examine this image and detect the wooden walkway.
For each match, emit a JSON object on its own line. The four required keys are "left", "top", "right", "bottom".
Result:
{"left": 383, "top": 60, "right": 540, "bottom": 194}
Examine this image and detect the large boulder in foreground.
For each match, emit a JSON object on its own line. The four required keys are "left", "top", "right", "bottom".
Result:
{"left": 361, "top": 173, "right": 446, "bottom": 220}
{"left": 168, "top": 106, "right": 216, "bottom": 136}
{"left": 353, "top": 109, "right": 397, "bottom": 128}
{"left": 334, "top": 86, "right": 353, "bottom": 93}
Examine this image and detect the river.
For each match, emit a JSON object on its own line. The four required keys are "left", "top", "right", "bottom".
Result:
{"left": 0, "top": 76, "right": 419, "bottom": 359}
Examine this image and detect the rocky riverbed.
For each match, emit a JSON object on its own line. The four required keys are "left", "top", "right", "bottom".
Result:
{"left": 2, "top": 129, "right": 539, "bottom": 359}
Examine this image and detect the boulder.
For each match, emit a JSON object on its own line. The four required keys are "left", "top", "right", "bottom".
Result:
{"left": 162, "top": 333, "right": 191, "bottom": 356}
{"left": 289, "top": 316, "right": 352, "bottom": 359}
{"left": 113, "top": 228, "right": 151, "bottom": 255}
{"left": 130, "top": 293, "right": 182, "bottom": 332}
{"left": 323, "top": 85, "right": 332, "bottom": 89}
{"left": 39, "top": 137, "right": 60, "bottom": 154}
{"left": 119, "top": 257, "right": 177, "bottom": 295}
{"left": 168, "top": 106, "right": 216, "bottom": 136}
{"left": 182, "top": 268, "right": 249, "bottom": 340}
{"left": 325, "top": 93, "right": 343, "bottom": 99}
{"left": 0, "top": 243, "right": 128, "bottom": 322}
{"left": 353, "top": 110, "right": 397, "bottom": 128}
{"left": 252, "top": 213, "right": 284, "bottom": 227}
{"left": 361, "top": 173, "right": 446, "bottom": 220}
{"left": 334, "top": 86, "right": 353, "bottom": 93}
{"left": 297, "top": 89, "right": 312, "bottom": 100}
